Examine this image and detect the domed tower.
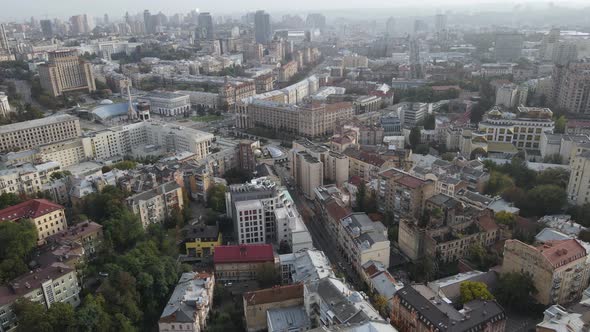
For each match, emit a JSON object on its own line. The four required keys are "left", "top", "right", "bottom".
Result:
{"left": 137, "top": 101, "right": 151, "bottom": 121}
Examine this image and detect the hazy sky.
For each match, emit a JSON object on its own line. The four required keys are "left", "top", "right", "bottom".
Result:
{"left": 0, "top": 0, "right": 588, "bottom": 21}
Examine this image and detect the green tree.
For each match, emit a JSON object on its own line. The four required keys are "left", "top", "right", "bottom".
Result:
{"left": 373, "top": 294, "right": 389, "bottom": 316}
{"left": 256, "top": 262, "right": 280, "bottom": 288}
{"left": 47, "top": 302, "right": 77, "bottom": 332}
{"left": 409, "top": 127, "right": 421, "bottom": 148}
{"left": 495, "top": 272, "right": 537, "bottom": 312}
{"left": 536, "top": 168, "right": 570, "bottom": 189}
{"left": 568, "top": 203, "right": 590, "bottom": 227}
{"left": 0, "top": 220, "right": 37, "bottom": 282}
{"left": 554, "top": 115, "right": 566, "bottom": 134}
{"left": 460, "top": 281, "right": 494, "bottom": 303}
{"left": 441, "top": 152, "right": 456, "bottom": 161}
{"left": 409, "top": 257, "right": 435, "bottom": 282}
{"left": 519, "top": 184, "right": 566, "bottom": 217}
{"left": 485, "top": 172, "right": 515, "bottom": 196}
{"left": 355, "top": 181, "right": 366, "bottom": 212}
{"left": 14, "top": 299, "right": 53, "bottom": 332}
{"left": 113, "top": 160, "right": 137, "bottom": 170}
{"left": 494, "top": 211, "right": 516, "bottom": 227}
{"left": 0, "top": 192, "right": 23, "bottom": 209}
{"left": 423, "top": 114, "right": 436, "bottom": 130}
{"left": 206, "top": 184, "right": 227, "bottom": 213}
{"left": 75, "top": 295, "right": 113, "bottom": 332}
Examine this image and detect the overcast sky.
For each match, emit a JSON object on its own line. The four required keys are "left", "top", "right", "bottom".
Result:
{"left": 0, "top": 0, "right": 588, "bottom": 21}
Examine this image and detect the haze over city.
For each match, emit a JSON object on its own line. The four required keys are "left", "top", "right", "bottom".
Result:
{"left": 0, "top": 0, "right": 590, "bottom": 332}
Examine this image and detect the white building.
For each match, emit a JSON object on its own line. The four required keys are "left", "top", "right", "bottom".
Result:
{"left": 234, "top": 200, "right": 266, "bottom": 244}
{"left": 139, "top": 91, "right": 191, "bottom": 116}
{"left": 0, "top": 92, "right": 11, "bottom": 117}
{"left": 0, "top": 162, "right": 61, "bottom": 196}
{"left": 495, "top": 84, "right": 518, "bottom": 108}
{"left": 274, "top": 205, "right": 313, "bottom": 252}
{"left": 0, "top": 114, "right": 81, "bottom": 152}
{"left": 279, "top": 249, "right": 334, "bottom": 284}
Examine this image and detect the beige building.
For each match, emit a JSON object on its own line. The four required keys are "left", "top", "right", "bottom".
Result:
{"left": 236, "top": 100, "right": 353, "bottom": 138}
{"left": 128, "top": 181, "right": 185, "bottom": 228}
{"left": 213, "top": 244, "right": 277, "bottom": 282}
{"left": 278, "top": 61, "right": 298, "bottom": 82}
{"left": 0, "top": 199, "right": 68, "bottom": 243}
{"left": 378, "top": 168, "right": 435, "bottom": 219}
{"left": 292, "top": 139, "right": 349, "bottom": 186}
{"left": 568, "top": 150, "right": 590, "bottom": 205}
{"left": 243, "top": 284, "right": 304, "bottom": 332}
{"left": 502, "top": 239, "right": 590, "bottom": 305}
{"left": 38, "top": 138, "right": 88, "bottom": 167}
{"left": 0, "top": 92, "right": 11, "bottom": 117}
{"left": 39, "top": 49, "right": 96, "bottom": 97}
{"left": 342, "top": 54, "right": 369, "bottom": 68}
{"left": 0, "top": 263, "right": 81, "bottom": 332}
{"left": 291, "top": 150, "right": 324, "bottom": 199}
{"left": 158, "top": 272, "right": 214, "bottom": 332}
{"left": 0, "top": 162, "right": 61, "bottom": 197}
{"left": 552, "top": 61, "right": 590, "bottom": 114}
{"left": 0, "top": 114, "right": 81, "bottom": 152}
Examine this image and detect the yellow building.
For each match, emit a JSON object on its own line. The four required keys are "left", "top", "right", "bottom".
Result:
{"left": 0, "top": 199, "right": 68, "bottom": 243}
{"left": 183, "top": 224, "right": 222, "bottom": 259}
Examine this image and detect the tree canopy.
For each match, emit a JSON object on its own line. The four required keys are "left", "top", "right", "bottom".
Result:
{"left": 0, "top": 220, "right": 37, "bottom": 282}
{"left": 495, "top": 272, "right": 537, "bottom": 313}
{"left": 206, "top": 184, "right": 227, "bottom": 213}
{"left": 460, "top": 281, "right": 494, "bottom": 304}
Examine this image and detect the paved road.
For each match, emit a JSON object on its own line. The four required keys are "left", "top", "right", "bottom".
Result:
{"left": 274, "top": 164, "right": 365, "bottom": 289}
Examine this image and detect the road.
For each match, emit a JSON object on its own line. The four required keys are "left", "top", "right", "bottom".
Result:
{"left": 274, "top": 164, "right": 364, "bottom": 290}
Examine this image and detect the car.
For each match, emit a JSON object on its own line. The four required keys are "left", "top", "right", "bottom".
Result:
{"left": 98, "top": 272, "right": 109, "bottom": 278}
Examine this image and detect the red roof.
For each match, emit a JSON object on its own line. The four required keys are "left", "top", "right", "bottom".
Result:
{"left": 567, "top": 120, "right": 590, "bottom": 128}
{"left": 477, "top": 215, "right": 498, "bottom": 232}
{"left": 325, "top": 200, "right": 351, "bottom": 222}
{"left": 538, "top": 239, "right": 587, "bottom": 268}
{"left": 0, "top": 199, "right": 64, "bottom": 222}
{"left": 394, "top": 175, "right": 425, "bottom": 189}
{"left": 213, "top": 244, "right": 275, "bottom": 264}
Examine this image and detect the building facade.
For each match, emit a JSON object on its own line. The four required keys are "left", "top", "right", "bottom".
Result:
{"left": 0, "top": 199, "right": 68, "bottom": 243}
{"left": 39, "top": 49, "right": 96, "bottom": 97}
{"left": 0, "top": 115, "right": 81, "bottom": 152}
{"left": 127, "top": 181, "right": 185, "bottom": 228}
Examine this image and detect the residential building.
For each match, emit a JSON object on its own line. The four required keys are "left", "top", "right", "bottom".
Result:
{"left": 0, "top": 23, "right": 10, "bottom": 55}
{"left": 291, "top": 150, "right": 323, "bottom": 199}
{"left": 278, "top": 61, "right": 298, "bottom": 83}
{"left": 391, "top": 285, "right": 506, "bottom": 332}
{"left": 38, "top": 49, "right": 96, "bottom": 97}
{"left": 495, "top": 84, "right": 518, "bottom": 108}
{"left": 0, "top": 114, "right": 81, "bottom": 152}
{"left": 292, "top": 139, "right": 349, "bottom": 187}
{"left": 37, "top": 138, "right": 89, "bottom": 168}
{"left": 183, "top": 223, "right": 222, "bottom": 259}
{"left": 213, "top": 244, "right": 277, "bottom": 282}
{"left": 127, "top": 181, "right": 185, "bottom": 228}
{"left": 158, "top": 272, "right": 214, "bottom": 332}
{"left": 243, "top": 284, "right": 305, "bottom": 332}
{"left": 502, "top": 239, "right": 590, "bottom": 305}
{"left": 0, "top": 199, "right": 67, "bottom": 243}
{"left": 426, "top": 270, "right": 498, "bottom": 303}
{"left": 342, "top": 54, "right": 369, "bottom": 68}
{"left": 337, "top": 213, "right": 390, "bottom": 276}
{"left": 362, "top": 261, "right": 404, "bottom": 310}
{"left": 46, "top": 221, "right": 103, "bottom": 259}
{"left": 0, "top": 263, "right": 81, "bottom": 332}
{"left": 139, "top": 91, "right": 191, "bottom": 116}
{"left": 494, "top": 32, "right": 523, "bottom": 62}
{"left": 551, "top": 61, "right": 590, "bottom": 114}
{"left": 279, "top": 249, "right": 334, "bottom": 284}
{"left": 378, "top": 168, "right": 435, "bottom": 219}
{"left": 399, "top": 103, "right": 427, "bottom": 128}
{"left": 537, "top": 293, "right": 590, "bottom": 332}
{"left": 0, "top": 162, "right": 61, "bottom": 197}
{"left": 219, "top": 80, "right": 257, "bottom": 109}
{"left": 254, "top": 10, "right": 272, "bottom": 44}
{"left": 0, "top": 92, "right": 11, "bottom": 117}
{"left": 274, "top": 205, "right": 313, "bottom": 252}
{"left": 353, "top": 95, "right": 382, "bottom": 114}
{"left": 568, "top": 150, "right": 590, "bottom": 205}
{"left": 238, "top": 140, "right": 259, "bottom": 174}
{"left": 267, "top": 306, "right": 311, "bottom": 332}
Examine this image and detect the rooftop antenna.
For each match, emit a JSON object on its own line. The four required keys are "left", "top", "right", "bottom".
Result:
{"left": 122, "top": 79, "right": 137, "bottom": 120}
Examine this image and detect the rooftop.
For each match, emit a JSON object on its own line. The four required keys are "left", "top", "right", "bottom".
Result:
{"left": 0, "top": 199, "right": 64, "bottom": 222}
{"left": 0, "top": 114, "right": 78, "bottom": 134}
{"left": 214, "top": 244, "right": 275, "bottom": 264}
{"left": 159, "top": 272, "right": 213, "bottom": 323}
{"left": 243, "top": 283, "right": 303, "bottom": 306}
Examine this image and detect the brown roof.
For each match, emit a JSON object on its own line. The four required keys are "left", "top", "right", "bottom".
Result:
{"left": 344, "top": 148, "right": 386, "bottom": 167}
{"left": 363, "top": 263, "right": 381, "bottom": 278}
{"left": 394, "top": 175, "right": 425, "bottom": 189}
{"left": 325, "top": 200, "right": 351, "bottom": 222}
{"left": 243, "top": 284, "right": 303, "bottom": 306}
{"left": 477, "top": 215, "right": 498, "bottom": 232}
{"left": 538, "top": 239, "right": 587, "bottom": 268}
{"left": 0, "top": 263, "right": 74, "bottom": 306}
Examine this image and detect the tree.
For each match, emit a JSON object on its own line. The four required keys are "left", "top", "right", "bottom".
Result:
{"left": 568, "top": 203, "right": 590, "bottom": 227}
{"left": 579, "top": 229, "right": 590, "bottom": 242}
{"left": 0, "top": 192, "right": 23, "bottom": 209}
{"left": 441, "top": 152, "right": 456, "bottom": 161}
{"left": 355, "top": 181, "right": 366, "bottom": 212}
{"left": 536, "top": 168, "right": 570, "bottom": 189}
{"left": 256, "top": 262, "right": 280, "bottom": 288}
{"left": 113, "top": 160, "right": 137, "bottom": 170}
{"left": 47, "top": 302, "right": 77, "bottom": 332}
{"left": 206, "top": 184, "right": 227, "bottom": 213}
{"left": 495, "top": 272, "right": 537, "bottom": 312}
{"left": 14, "top": 299, "right": 54, "bottom": 332}
{"left": 519, "top": 184, "right": 566, "bottom": 217}
{"left": 76, "top": 295, "right": 113, "bottom": 332}
{"left": 554, "top": 115, "right": 566, "bottom": 134}
{"left": 0, "top": 220, "right": 37, "bottom": 282}
{"left": 460, "top": 281, "right": 494, "bottom": 303}
{"left": 485, "top": 172, "right": 514, "bottom": 196}
{"left": 409, "top": 127, "right": 421, "bottom": 148}
{"left": 423, "top": 114, "right": 436, "bottom": 130}
{"left": 373, "top": 294, "right": 389, "bottom": 316}
{"left": 409, "top": 257, "right": 435, "bottom": 282}
{"left": 494, "top": 211, "right": 516, "bottom": 227}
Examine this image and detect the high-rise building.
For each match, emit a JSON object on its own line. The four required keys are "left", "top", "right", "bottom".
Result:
{"left": 0, "top": 114, "right": 81, "bottom": 152}
{"left": 103, "top": 14, "right": 109, "bottom": 25}
{"left": 385, "top": 17, "right": 395, "bottom": 36}
{"left": 552, "top": 41, "right": 578, "bottom": 66}
{"left": 0, "top": 23, "right": 10, "bottom": 54}
{"left": 541, "top": 28, "right": 561, "bottom": 61}
{"left": 552, "top": 61, "right": 590, "bottom": 114}
{"left": 494, "top": 32, "right": 524, "bottom": 62}
{"left": 306, "top": 13, "right": 326, "bottom": 31}
{"left": 198, "top": 12, "right": 214, "bottom": 40}
{"left": 38, "top": 49, "right": 96, "bottom": 97}
{"left": 69, "top": 14, "right": 89, "bottom": 35}
{"left": 409, "top": 38, "right": 422, "bottom": 79}
{"left": 434, "top": 14, "right": 447, "bottom": 33}
{"left": 40, "top": 19, "right": 53, "bottom": 38}
{"left": 254, "top": 10, "right": 272, "bottom": 44}
{"left": 143, "top": 10, "right": 152, "bottom": 34}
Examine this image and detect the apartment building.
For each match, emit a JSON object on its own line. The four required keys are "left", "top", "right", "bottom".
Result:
{"left": 46, "top": 221, "right": 103, "bottom": 259}
{"left": 127, "top": 181, "right": 185, "bottom": 228}
{"left": 342, "top": 54, "right": 369, "bottom": 68}
{"left": 291, "top": 150, "right": 323, "bottom": 199}
{"left": 478, "top": 106, "right": 555, "bottom": 151}
{"left": 139, "top": 91, "right": 191, "bottom": 116}
{"left": 292, "top": 139, "right": 349, "bottom": 186}
{"left": 218, "top": 80, "right": 256, "bottom": 108}
{"left": 392, "top": 285, "right": 506, "bottom": 332}
{"left": 0, "top": 114, "right": 81, "bottom": 152}
{"left": 158, "top": 272, "right": 214, "bottom": 332}
{"left": 337, "top": 213, "right": 390, "bottom": 277}
{"left": 38, "top": 49, "right": 96, "bottom": 97}
{"left": 0, "top": 199, "right": 68, "bottom": 243}
{"left": 0, "top": 263, "right": 81, "bottom": 332}
{"left": 213, "top": 244, "right": 277, "bottom": 282}
{"left": 495, "top": 84, "right": 518, "bottom": 108}
{"left": 568, "top": 150, "right": 590, "bottom": 205}
{"left": 274, "top": 205, "right": 313, "bottom": 252}
{"left": 502, "top": 239, "right": 590, "bottom": 305}
{"left": 537, "top": 292, "right": 590, "bottom": 332}
{"left": 243, "top": 284, "right": 305, "bottom": 332}
{"left": 279, "top": 249, "right": 334, "bottom": 284}
{"left": 378, "top": 168, "right": 435, "bottom": 219}
{"left": 236, "top": 100, "right": 353, "bottom": 138}
{"left": 552, "top": 61, "right": 590, "bottom": 114}
{"left": 0, "top": 162, "right": 61, "bottom": 197}
{"left": 183, "top": 224, "right": 222, "bottom": 259}
{"left": 278, "top": 61, "right": 298, "bottom": 82}
{"left": 37, "top": 138, "right": 88, "bottom": 167}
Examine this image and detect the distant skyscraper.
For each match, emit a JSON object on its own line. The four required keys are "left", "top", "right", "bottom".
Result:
{"left": 143, "top": 10, "right": 152, "bottom": 34}
{"left": 40, "top": 19, "right": 53, "bottom": 38}
{"left": 103, "top": 14, "right": 109, "bottom": 25}
{"left": 413, "top": 19, "right": 426, "bottom": 35}
{"left": 198, "top": 12, "right": 214, "bottom": 40}
{"left": 0, "top": 24, "right": 10, "bottom": 54}
{"left": 69, "top": 14, "right": 89, "bottom": 35}
{"left": 409, "top": 38, "right": 423, "bottom": 79}
{"left": 494, "top": 32, "right": 524, "bottom": 62}
{"left": 254, "top": 10, "right": 272, "bottom": 44}
{"left": 38, "top": 49, "right": 96, "bottom": 97}
{"left": 386, "top": 17, "right": 395, "bottom": 36}
{"left": 306, "top": 13, "right": 326, "bottom": 31}
{"left": 435, "top": 14, "right": 447, "bottom": 33}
